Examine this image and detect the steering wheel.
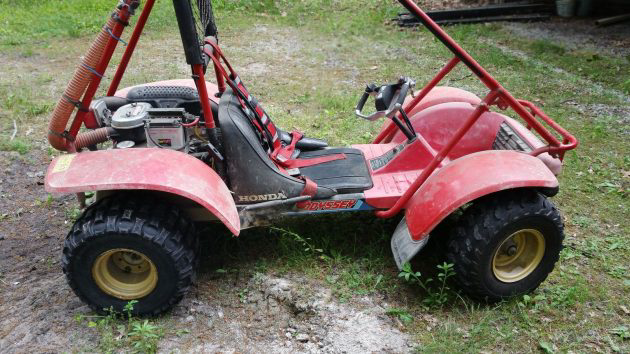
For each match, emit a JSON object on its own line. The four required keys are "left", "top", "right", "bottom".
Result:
{"left": 355, "top": 77, "right": 413, "bottom": 121}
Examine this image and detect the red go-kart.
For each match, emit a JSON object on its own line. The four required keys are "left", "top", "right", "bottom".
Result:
{"left": 45, "top": 0, "right": 577, "bottom": 315}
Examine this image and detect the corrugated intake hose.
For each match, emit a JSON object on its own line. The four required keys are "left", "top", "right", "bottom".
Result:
{"left": 74, "top": 127, "right": 115, "bottom": 149}
{"left": 48, "top": 16, "right": 118, "bottom": 151}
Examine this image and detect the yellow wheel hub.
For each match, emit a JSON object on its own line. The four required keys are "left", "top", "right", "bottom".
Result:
{"left": 492, "top": 229, "right": 545, "bottom": 283}
{"left": 92, "top": 249, "right": 158, "bottom": 300}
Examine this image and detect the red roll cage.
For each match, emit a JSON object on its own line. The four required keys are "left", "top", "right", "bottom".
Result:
{"left": 62, "top": 0, "right": 578, "bottom": 219}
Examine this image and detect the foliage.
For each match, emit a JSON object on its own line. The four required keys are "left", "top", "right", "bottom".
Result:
{"left": 398, "top": 262, "right": 456, "bottom": 309}
{"left": 0, "top": 138, "right": 31, "bottom": 155}
{"left": 385, "top": 307, "right": 413, "bottom": 324}
{"left": 76, "top": 300, "right": 163, "bottom": 353}
{"left": 610, "top": 326, "right": 629, "bottom": 340}
{"left": 271, "top": 227, "right": 324, "bottom": 256}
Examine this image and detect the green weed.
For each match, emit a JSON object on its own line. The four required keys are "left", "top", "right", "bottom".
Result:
{"left": 385, "top": 307, "right": 413, "bottom": 324}
{"left": 65, "top": 207, "right": 82, "bottom": 222}
{"left": 35, "top": 194, "right": 54, "bottom": 207}
{"left": 548, "top": 282, "right": 590, "bottom": 309}
{"left": 610, "top": 326, "right": 629, "bottom": 340}
{"left": 518, "top": 293, "right": 548, "bottom": 311}
{"left": 539, "top": 341, "right": 555, "bottom": 354}
{"left": 398, "top": 261, "right": 456, "bottom": 309}
{"left": 76, "top": 300, "right": 163, "bottom": 353}
{"left": 128, "top": 320, "right": 162, "bottom": 353}
{"left": 271, "top": 227, "right": 325, "bottom": 257}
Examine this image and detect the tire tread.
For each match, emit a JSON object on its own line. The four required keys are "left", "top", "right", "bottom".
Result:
{"left": 62, "top": 194, "right": 197, "bottom": 315}
{"left": 447, "top": 190, "right": 564, "bottom": 301}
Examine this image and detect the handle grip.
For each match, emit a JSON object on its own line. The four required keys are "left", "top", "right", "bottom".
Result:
{"left": 355, "top": 84, "right": 385, "bottom": 121}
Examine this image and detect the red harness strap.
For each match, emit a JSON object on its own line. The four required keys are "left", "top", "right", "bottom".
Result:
{"left": 203, "top": 40, "right": 347, "bottom": 172}
{"left": 204, "top": 42, "right": 281, "bottom": 151}
{"left": 272, "top": 131, "right": 302, "bottom": 163}
{"left": 295, "top": 175, "right": 318, "bottom": 208}
{"left": 271, "top": 131, "right": 347, "bottom": 168}
{"left": 300, "top": 176, "right": 318, "bottom": 197}
{"left": 281, "top": 153, "right": 347, "bottom": 169}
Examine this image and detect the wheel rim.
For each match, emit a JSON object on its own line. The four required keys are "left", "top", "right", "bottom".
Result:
{"left": 492, "top": 229, "right": 545, "bottom": 283}
{"left": 92, "top": 248, "right": 158, "bottom": 300}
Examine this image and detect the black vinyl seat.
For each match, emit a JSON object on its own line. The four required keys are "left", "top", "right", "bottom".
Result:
{"left": 218, "top": 88, "right": 372, "bottom": 202}
{"left": 297, "top": 148, "right": 373, "bottom": 194}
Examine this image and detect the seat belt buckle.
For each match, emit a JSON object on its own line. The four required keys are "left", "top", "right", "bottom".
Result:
{"left": 286, "top": 168, "right": 300, "bottom": 176}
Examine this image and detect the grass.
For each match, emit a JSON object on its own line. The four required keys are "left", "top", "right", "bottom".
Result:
{"left": 1, "top": 0, "right": 628, "bottom": 352}
{"left": 0, "top": 138, "right": 31, "bottom": 154}
{"left": 75, "top": 300, "right": 164, "bottom": 353}
{"left": 0, "top": 0, "right": 176, "bottom": 46}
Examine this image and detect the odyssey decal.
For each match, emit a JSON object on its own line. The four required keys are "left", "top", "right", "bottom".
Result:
{"left": 298, "top": 199, "right": 358, "bottom": 211}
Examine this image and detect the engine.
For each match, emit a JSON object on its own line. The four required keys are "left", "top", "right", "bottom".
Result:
{"left": 90, "top": 98, "right": 222, "bottom": 165}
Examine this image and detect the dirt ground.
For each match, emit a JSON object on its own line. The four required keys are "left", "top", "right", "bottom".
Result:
{"left": 0, "top": 9, "right": 628, "bottom": 353}
{"left": 0, "top": 150, "right": 412, "bottom": 353}
{"left": 0, "top": 21, "right": 416, "bottom": 352}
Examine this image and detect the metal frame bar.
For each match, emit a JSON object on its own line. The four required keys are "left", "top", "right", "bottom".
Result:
{"left": 373, "top": 56, "right": 460, "bottom": 143}
{"left": 68, "top": 0, "right": 137, "bottom": 136}
{"left": 107, "top": 0, "right": 157, "bottom": 96}
{"left": 373, "top": 0, "right": 578, "bottom": 218}
{"left": 61, "top": 0, "right": 577, "bottom": 221}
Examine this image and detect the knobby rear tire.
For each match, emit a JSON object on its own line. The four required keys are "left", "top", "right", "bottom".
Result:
{"left": 62, "top": 194, "right": 197, "bottom": 315}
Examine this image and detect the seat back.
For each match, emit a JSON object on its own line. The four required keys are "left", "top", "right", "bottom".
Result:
{"left": 218, "top": 88, "right": 335, "bottom": 202}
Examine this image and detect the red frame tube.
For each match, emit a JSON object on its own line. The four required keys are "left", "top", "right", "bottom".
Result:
{"left": 214, "top": 62, "right": 226, "bottom": 93}
{"left": 68, "top": 2, "right": 135, "bottom": 136}
{"left": 192, "top": 64, "right": 216, "bottom": 129}
{"left": 107, "top": 0, "right": 156, "bottom": 96}
{"left": 373, "top": 56, "right": 460, "bottom": 144}
{"left": 373, "top": 1, "right": 579, "bottom": 218}
{"left": 376, "top": 90, "right": 499, "bottom": 218}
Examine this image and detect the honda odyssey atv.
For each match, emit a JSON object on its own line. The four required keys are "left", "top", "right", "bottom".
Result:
{"left": 45, "top": 0, "right": 578, "bottom": 315}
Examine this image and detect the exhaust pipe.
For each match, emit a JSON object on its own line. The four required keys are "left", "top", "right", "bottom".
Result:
{"left": 48, "top": 2, "right": 135, "bottom": 151}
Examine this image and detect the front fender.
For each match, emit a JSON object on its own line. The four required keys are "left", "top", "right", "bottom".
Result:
{"left": 405, "top": 150, "right": 557, "bottom": 241}
{"left": 45, "top": 148, "right": 240, "bottom": 235}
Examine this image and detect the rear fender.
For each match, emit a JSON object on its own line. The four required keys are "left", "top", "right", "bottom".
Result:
{"left": 405, "top": 150, "right": 558, "bottom": 241}
{"left": 45, "top": 148, "right": 240, "bottom": 235}
{"left": 379, "top": 86, "right": 481, "bottom": 142}
{"left": 389, "top": 102, "right": 504, "bottom": 153}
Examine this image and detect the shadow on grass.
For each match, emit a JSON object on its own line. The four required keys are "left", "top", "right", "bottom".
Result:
{"left": 195, "top": 211, "right": 459, "bottom": 304}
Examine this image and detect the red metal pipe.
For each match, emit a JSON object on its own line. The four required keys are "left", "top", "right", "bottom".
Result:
{"left": 399, "top": 0, "right": 500, "bottom": 90}
{"left": 389, "top": 1, "right": 577, "bottom": 160}
{"left": 107, "top": 0, "right": 156, "bottom": 96}
{"left": 500, "top": 94, "right": 561, "bottom": 148}
{"left": 70, "top": 8, "right": 134, "bottom": 135}
{"left": 375, "top": 90, "right": 499, "bottom": 218}
{"left": 405, "top": 57, "right": 460, "bottom": 114}
{"left": 214, "top": 62, "right": 226, "bottom": 93}
{"left": 373, "top": 56, "right": 460, "bottom": 144}
{"left": 192, "top": 64, "right": 216, "bottom": 129}
{"left": 517, "top": 100, "right": 578, "bottom": 149}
